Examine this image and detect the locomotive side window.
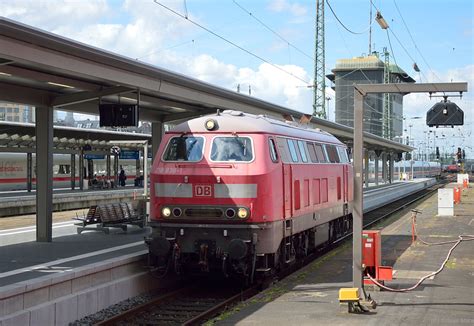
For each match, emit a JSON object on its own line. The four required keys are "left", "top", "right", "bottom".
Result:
{"left": 314, "top": 144, "right": 327, "bottom": 163}
{"left": 276, "top": 137, "right": 290, "bottom": 163}
{"left": 287, "top": 139, "right": 299, "bottom": 163}
{"left": 337, "top": 147, "right": 349, "bottom": 163}
{"left": 269, "top": 138, "right": 279, "bottom": 163}
{"left": 210, "top": 136, "right": 253, "bottom": 162}
{"left": 307, "top": 142, "right": 318, "bottom": 163}
{"left": 163, "top": 136, "right": 204, "bottom": 162}
{"left": 325, "top": 145, "right": 340, "bottom": 163}
{"left": 297, "top": 140, "right": 308, "bottom": 163}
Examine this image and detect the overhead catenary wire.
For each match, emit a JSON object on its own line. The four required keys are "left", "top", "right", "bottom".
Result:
{"left": 152, "top": 0, "right": 311, "bottom": 85}
{"left": 370, "top": 1, "right": 436, "bottom": 82}
{"left": 232, "top": 0, "right": 313, "bottom": 62}
{"left": 326, "top": 0, "right": 370, "bottom": 35}
{"left": 135, "top": 39, "right": 196, "bottom": 60}
{"left": 392, "top": 0, "right": 441, "bottom": 82}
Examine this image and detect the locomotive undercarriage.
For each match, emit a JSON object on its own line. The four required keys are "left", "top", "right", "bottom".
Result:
{"left": 146, "top": 204, "right": 353, "bottom": 282}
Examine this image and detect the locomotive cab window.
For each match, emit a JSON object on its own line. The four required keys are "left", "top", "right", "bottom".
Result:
{"left": 210, "top": 136, "right": 253, "bottom": 162}
{"left": 325, "top": 145, "right": 340, "bottom": 163}
{"left": 337, "top": 147, "right": 349, "bottom": 163}
{"left": 163, "top": 136, "right": 204, "bottom": 162}
{"left": 269, "top": 138, "right": 279, "bottom": 163}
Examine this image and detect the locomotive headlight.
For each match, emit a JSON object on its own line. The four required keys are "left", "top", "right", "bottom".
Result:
{"left": 205, "top": 119, "right": 218, "bottom": 131}
{"left": 237, "top": 207, "right": 249, "bottom": 219}
{"left": 162, "top": 207, "right": 171, "bottom": 218}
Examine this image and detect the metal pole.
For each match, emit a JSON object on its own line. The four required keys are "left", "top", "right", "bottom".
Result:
{"left": 27, "top": 152, "right": 32, "bottom": 192}
{"left": 381, "top": 153, "right": 386, "bottom": 183}
{"left": 106, "top": 154, "right": 111, "bottom": 183}
{"left": 389, "top": 154, "right": 394, "bottom": 183}
{"left": 352, "top": 88, "right": 364, "bottom": 291}
{"left": 364, "top": 150, "right": 369, "bottom": 188}
{"left": 70, "top": 153, "right": 75, "bottom": 190}
{"left": 144, "top": 141, "right": 148, "bottom": 197}
{"left": 374, "top": 155, "right": 379, "bottom": 186}
{"left": 79, "top": 152, "right": 84, "bottom": 190}
{"left": 114, "top": 155, "right": 119, "bottom": 187}
{"left": 403, "top": 153, "right": 406, "bottom": 179}
{"left": 36, "top": 106, "right": 53, "bottom": 242}
{"left": 151, "top": 121, "right": 163, "bottom": 164}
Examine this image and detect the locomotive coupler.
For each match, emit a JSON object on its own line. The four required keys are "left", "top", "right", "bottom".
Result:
{"left": 198, "top": 243, "right": 209, "bottom": 272}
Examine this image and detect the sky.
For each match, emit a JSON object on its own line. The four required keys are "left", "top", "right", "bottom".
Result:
{"left": 1, "top": 0, "right": 473, "bottom": 158}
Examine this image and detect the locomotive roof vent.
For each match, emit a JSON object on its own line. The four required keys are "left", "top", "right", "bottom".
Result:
{"left": 223, "top": 110, "right": 244, "bottom": 116}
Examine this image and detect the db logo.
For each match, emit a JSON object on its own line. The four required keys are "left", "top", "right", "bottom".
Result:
{"left": 194, "top": 185, "right": 213, "bottom": 197}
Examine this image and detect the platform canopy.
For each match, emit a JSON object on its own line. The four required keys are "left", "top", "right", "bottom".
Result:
{"left": 0, "top": 17, "right": 412, "bottom": 154}
{"left": 0, "top": 121, "right": 150, "bottom": 153}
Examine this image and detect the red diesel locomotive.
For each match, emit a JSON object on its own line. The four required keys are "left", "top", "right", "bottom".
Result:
{"left": 147, "top": 110, "right": 353, "bottom": 281}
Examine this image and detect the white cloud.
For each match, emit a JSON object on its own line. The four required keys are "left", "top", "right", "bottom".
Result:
{"left": 267, "top": 0, "right": 308, "bottom": 17}
{"left": 0, "top": 0, "right": 109, "bottom": 30}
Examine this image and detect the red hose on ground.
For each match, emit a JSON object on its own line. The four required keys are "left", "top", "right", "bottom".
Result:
{"left": 366, "top": 213, "right": 474, "bottom": 292}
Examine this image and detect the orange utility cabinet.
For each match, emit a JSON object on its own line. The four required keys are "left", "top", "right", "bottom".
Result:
{"left": 362, "top": 230, "right": 393, "bottom": 285}
{"left": 454, "top": 187, "right": 461, "bottom": 204}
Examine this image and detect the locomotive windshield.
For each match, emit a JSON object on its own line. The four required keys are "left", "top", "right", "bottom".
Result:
{"left": 210, "top": 136, "right": 253, "bottom": 162}
{"left": 163, "top": 136, "right": 204, "bottom": 161}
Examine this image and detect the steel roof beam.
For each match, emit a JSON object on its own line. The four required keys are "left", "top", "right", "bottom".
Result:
{"left": 0, "top": 81, "right": 56, "bottom": 107}
{"left": 0, "top": 65, "right": 101, "bottom": 91}
{"left": 52, "top": 85, "right": 134, "bottom": 108}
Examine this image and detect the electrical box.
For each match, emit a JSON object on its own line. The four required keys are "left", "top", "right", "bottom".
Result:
{"left": 438, "top": 188, "right": 454, "bottom": 216}
{"left": 362, "top": 230, "right": 381, "bottom": 272}
{"left": 363, "top": 230, "right": 392, "bottom": 285}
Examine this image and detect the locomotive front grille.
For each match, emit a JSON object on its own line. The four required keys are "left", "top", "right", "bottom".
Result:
{"left": 185, "top": 208, "right": 223, "bottom": 218}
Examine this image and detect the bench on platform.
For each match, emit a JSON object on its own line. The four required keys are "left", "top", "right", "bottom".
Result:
{"left": 75, "top": 201, "right": 146, "bottom": 234}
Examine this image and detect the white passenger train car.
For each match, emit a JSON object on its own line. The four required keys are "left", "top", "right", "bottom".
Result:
{"left": 0, "top": 153, "right": 147, "bottom": 191}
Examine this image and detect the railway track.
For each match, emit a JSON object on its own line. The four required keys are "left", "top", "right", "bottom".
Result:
{"left": 96, "top": 179, "right": 448, "bottom": 325}
{"left": 95, "top": 283, "right": 258, "bottom": 326}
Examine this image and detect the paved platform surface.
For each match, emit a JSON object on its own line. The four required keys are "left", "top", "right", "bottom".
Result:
{"left": 0, "top": 226, "right": 149, "bottom": 287}
{"left": 216, "top": 183, "right": 474, "bottom": 325}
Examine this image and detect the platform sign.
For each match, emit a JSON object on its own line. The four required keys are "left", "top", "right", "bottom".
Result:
{"left": 438, "top": 188, "right": 454, "bottom": 216}
{"left": 84, "top": 154, "right": 105, "bottom": 160}
{"left": 119, "top": 150, "right": 139, "bottom": 160}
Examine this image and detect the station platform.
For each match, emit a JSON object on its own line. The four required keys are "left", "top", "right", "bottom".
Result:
{"left": 216, "top": 183, "right": 474, "bottom": 325}
{"left": 0, "top": 187, "right": 145, "bottom": 217}
{"left": 0, "top": 178, "right": 436, "bottom": 285}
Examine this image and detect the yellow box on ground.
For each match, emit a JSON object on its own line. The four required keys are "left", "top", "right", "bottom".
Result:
{"left": 339, "top": 288, "right": 360, "bottom": 302}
